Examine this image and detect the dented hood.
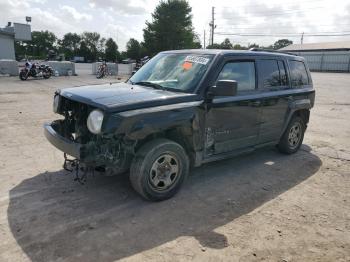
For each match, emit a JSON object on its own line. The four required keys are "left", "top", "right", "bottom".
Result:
{"left": 60, "top": 82, "right": 197, "bottom": 112}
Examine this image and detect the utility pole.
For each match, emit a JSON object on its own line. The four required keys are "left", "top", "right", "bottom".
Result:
{"left": 203, "top": 30, "right": 206, "bottom": 49}
{"left": 301, "top": 32, "right": 304, "bottom": 45}
{"left": 209, "top": 6, "right": 215, "bottom": 46}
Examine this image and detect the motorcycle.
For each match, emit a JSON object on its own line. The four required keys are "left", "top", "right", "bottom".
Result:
{"left": 96, "top": 61, "right": 109, "bottom": 79}
{"left": 19, "top": 61, "right": 54, "bottom": 81}
{"left": 132, "top": 56, "right": 150, "bottom": 75}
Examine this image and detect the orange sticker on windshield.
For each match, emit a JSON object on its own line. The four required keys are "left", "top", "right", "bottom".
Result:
{"left": 182, "top": 61, "right": 193, "bottom": 70}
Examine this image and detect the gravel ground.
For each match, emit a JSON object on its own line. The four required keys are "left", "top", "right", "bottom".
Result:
{"left": 0, "top": 73, "right": 349, "bottom": 262}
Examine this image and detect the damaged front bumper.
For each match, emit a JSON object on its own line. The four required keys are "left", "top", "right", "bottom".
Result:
{"left": 44, "top": 122, "right": 81, "bottom": 159}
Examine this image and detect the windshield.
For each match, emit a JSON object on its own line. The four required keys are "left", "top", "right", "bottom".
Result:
{"left": 129, "top": 53, "right": 214, "bottom": 92}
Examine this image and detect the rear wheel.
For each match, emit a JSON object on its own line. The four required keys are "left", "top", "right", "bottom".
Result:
{"left": 19, "top": 71, "right": 28, "bottom": 80}
{"left": 96, "top": 66, "right": 105, "bottom": 79}
{"left": 130, "top": 138, "right": 189, "bottom": 201}
{"left": 43, "top": 71, "right": 51, "bottom": 79}
{"left": 278, "top": 116, "right": 305, "bottom": 154}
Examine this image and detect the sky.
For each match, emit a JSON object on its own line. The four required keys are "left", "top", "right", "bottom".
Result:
{"left": 1, "top": 0, "right": 350, "bottom": 51}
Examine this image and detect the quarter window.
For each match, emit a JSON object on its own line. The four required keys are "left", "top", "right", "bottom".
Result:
{"left": 217, "top": 61, "right": 256, "bottom": 92}
{"left": 289, "top": 60, "right": 309, "bottom": 87}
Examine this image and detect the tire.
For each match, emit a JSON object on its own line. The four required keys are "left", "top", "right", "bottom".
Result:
{"left": 130, "top": 138, "right": 190, "bottom": 201}
{"left": 43, "top": 71, "right": 51, "bottom": 79}
{"left": 19, "top": 71, "right": 27, "bottom": 81}
{"left": 278, "top": 116, "right": 305, "bottom": 154}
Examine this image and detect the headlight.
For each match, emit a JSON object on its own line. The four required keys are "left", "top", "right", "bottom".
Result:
{"left": 53, "top": 95, "right": 60, "bottom": 113}
{"left": 87, "top": 109, "right": 104, "bottom": 134}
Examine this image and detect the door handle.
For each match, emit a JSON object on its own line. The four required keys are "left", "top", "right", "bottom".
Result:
{"left": 251, "top": 101, "right": 261, "bottom": 107}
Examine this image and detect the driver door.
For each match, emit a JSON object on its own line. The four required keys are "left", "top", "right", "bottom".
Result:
{"left": 205, "top": 59, "right": 261, "bottom": 156}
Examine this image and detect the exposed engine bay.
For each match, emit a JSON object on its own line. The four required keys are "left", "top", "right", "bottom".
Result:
{"left": 53, "top": 96, "right": 134, "bottom": 178}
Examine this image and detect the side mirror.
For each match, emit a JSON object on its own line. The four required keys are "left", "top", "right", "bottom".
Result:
{"left": 209, "top": 80, "right": 238, "bottom": 97}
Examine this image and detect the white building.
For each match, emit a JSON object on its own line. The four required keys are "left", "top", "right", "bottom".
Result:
{"left": 280, "top": 41, "right": 350, "bottom": 72}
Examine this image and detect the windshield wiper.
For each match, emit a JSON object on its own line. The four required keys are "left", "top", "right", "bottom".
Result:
{"left": 133, "top": 81, "right": 165, "bottom": 90}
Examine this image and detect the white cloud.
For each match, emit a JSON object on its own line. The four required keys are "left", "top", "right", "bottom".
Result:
{"left": 60, "top": 5, "right": 92, "bottom": 21}
{"left": 1, "top": 0, "right": 350, "bottom": 51}
{"left": 88, "top": 0, "right": 147, "bottom": 15}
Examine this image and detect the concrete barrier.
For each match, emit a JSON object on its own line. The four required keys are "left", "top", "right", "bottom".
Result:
{"left": 47, "top": 61, "right": 75, "bottom": 76}
{"left": 0, "top": 60, "right": 18, "bottom": 76}
{"left": 92, "top": 62, "right": 118, "bottom": 75}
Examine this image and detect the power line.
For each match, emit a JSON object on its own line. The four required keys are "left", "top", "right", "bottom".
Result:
{"left": 213, "top": 0, "right": 327, "bottom": 11}
{"left": 216, "top": 24, "right": 350, "bottom": 30}
{"left": 216, "top": 7, "right": 329, "bottom": 20}
{"left": 215, "top": 32, "right": 350, "bottom": 37}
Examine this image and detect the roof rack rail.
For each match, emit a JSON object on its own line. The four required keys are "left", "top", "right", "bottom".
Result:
{"left": 249, "top": 48, "right": 297, "bottom": 56}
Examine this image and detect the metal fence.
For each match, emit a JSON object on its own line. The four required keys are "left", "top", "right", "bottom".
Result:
{"left": 292, "top": 51, "right": 350, "bottom": 72}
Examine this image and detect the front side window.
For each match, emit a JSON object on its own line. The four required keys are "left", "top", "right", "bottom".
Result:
{"left": 129, "top": 53, "right": 214, "bottom": 92}
{"left": 217, "top": 61, "right": 256, "bottom": 92}
{"left": 289, "top": 60, "right": 309, "bottom": 87}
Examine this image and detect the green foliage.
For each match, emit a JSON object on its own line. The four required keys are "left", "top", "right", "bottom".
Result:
{"left": 81, "top": 32, "right": 100, "bottom": 61}
{"left": 207, "top": 39, "right": 235, "bottom": 49}
{"left": 59, "top": 33, "right": 81, "bottom": 60}
{"left": 105, "top": 38, "right": 119, "bottom": 62}
{"left": 206, "top": 43, "right": 222, "bottom": 49}
{"left": 273, "top": 39, "right": 293, "bottom": 50}
{"left": 143, "top": 0, "right": 201, "bottom": 55}
{"left": 126, "top": 38, "right": 141, "bottom": 59}
{"left": 22, "top": 30, "right": 57, "bottom": 59}
{"left": 220, "top": 38, "right": 233, "bottom": 49}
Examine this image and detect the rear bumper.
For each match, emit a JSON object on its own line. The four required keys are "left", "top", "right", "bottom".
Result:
{"left": 44, "top": 122, "right": 81, "bottom": 158}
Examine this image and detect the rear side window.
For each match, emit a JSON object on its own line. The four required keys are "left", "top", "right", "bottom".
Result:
{"left": 217, "top": 61, "right": 256, "bottom": 92}
{"left": 289, "top": 60, "right": 309, "bottom": 87}
{"left": 257, "top": 59, "right": 289, "bottom": 89}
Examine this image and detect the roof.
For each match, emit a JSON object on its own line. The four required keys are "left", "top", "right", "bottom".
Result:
{"left": 0, "top": 28, "right": 15, "bottom": 37}
{"left": 279, "top": 41, "right": 350, "bottom": 52}
{"left": 161, "top": 49, "right": 299, "bottom": 58}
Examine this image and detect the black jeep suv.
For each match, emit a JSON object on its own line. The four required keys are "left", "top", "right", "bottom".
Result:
{"left": 44, "top": 49, "right": 315, "bottom": 201}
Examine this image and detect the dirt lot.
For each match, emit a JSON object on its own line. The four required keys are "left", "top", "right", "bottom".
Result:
{"left": 0, "top": 73, "right": 349, "bottom": 262}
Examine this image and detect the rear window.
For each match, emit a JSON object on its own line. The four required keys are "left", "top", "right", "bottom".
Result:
{"left": 257, "top": 60, "right": 289, "bottom": 89}
{"left": 289, "top": 60, "right": 309, "bottom": 87}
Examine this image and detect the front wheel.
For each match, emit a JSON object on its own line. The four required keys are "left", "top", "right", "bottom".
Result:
{"left": 278, "top": 116, "right": 305, "bottom": 154}
{"left": 130, "top": 138, "right": 189, "bottom": 201}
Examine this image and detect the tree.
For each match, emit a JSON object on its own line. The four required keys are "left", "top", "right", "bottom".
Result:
{"left": 248, "top": 43, "right": 259, "bottom": 49}
{"left": 105, "top": 38, "right": 119, "bottom": 62}
{"left": 97, "top": 37, "right": 106, "bottom": 60}
{"left": 81, "top": 32, "right": 100, "bottom": 61}
{"left": 273, "top": 39, "right": 293, "bottom": 50}
{"left": 143, "top": 0, "right": 200, "bottom": 55}
{"left": 206, "top": 43, "right": 222, "bottom": 49}
{"left": 220, "top": 38, "right": 233, "bottom": 49}
{"left": 59, "top": 33, "right": 81, "bottom": 60}
{"left": 126, "top": 38, "right": 141, "bottom": 59}
{"left": 27, "top": 30, "right": 57, "bottom": 58}
{"left": 78, "top": 41, "right": 89, "bottom": 61}
{"left": 233, "top": 44, "right": 247, "bottom": 50}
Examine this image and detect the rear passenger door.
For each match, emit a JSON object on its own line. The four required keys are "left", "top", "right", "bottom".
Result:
{"left": 257, "top": 59, "right": 291, "bottom": 144}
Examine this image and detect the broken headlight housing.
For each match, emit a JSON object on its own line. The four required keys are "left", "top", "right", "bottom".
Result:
{"left": 87, "top": 109, "right": 104, "bottom": 134}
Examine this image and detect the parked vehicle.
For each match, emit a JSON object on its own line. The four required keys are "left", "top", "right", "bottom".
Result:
{"left": 122, "top": 58, "right": 136, "bottom": 64}
{"left": 132, "top": 56, "right": 150, "bottom": 75}
{"left": 19, "top": 61, "right": 53, "bottom": 80}
{"left": 96, "top": 61, "right": 109, "bottom": 79}
{"left": 44, "top": 49, "right": 315, "bottom": 201}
